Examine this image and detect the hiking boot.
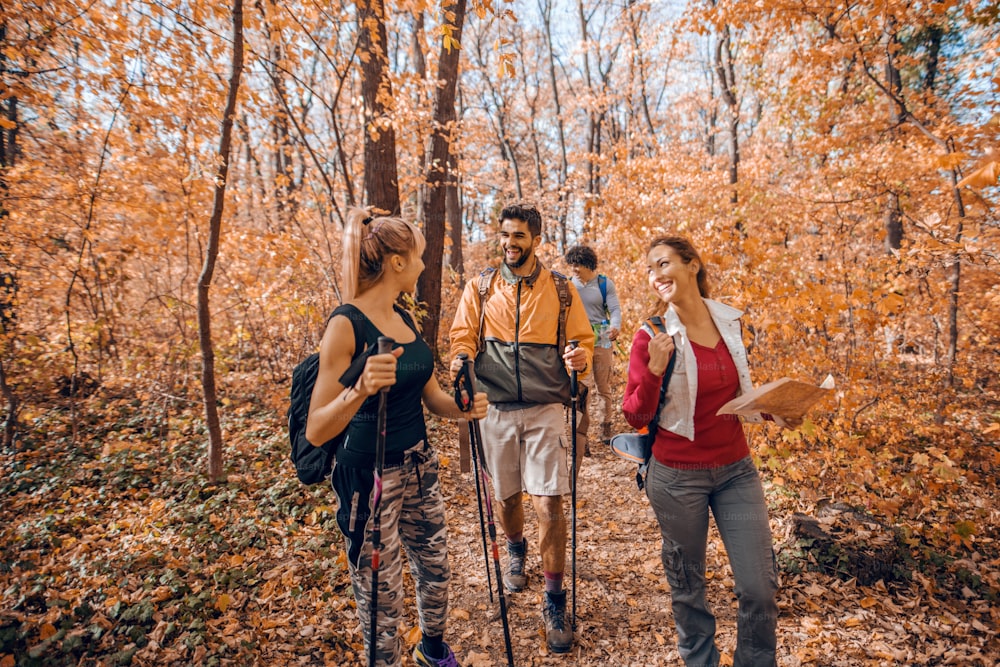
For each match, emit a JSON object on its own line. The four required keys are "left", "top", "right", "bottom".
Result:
{"left": 503, "top": 538, "right": 528, "bottom": 592}
{"left": 413, "top": 641, "right": 460, "bottom": 667}
{"left": 542, "top": 591, "right": 573, "bottom": 653}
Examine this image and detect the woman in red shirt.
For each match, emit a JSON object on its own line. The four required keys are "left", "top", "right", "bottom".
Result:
{"left": 622, "top": 236, "right": 780, "bottom": 667}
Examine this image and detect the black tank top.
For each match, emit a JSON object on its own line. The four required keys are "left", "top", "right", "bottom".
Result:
{"left": 336, "top": 304, "right": 433, "bottom": 468}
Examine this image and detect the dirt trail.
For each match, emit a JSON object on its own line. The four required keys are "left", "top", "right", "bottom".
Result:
{"left": 333, "top": 420, "right": 998, "bottom": 666}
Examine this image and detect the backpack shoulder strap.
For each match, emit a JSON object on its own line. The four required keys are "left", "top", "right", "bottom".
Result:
{"left": 640, "top": 315, "right": 664, "bottom": 338}
{"left": 476, "top": 268, "right": 498, "bottom": 355}
{"left": 598, "top": 274, "right": 608, "bottom": 311}
{"left": 643, "top": 316, "right": 675, "bottom": 420}
{"left": 550, "top": 270, "right": 572, "bottom": 353}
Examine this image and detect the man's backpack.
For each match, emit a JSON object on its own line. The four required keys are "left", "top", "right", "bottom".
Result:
{"left": 287, "top": 304, "right": 370, "bottom": 485}
{"left": 476, "top": 266, "right": 573, "bottom": 354}
{"left": 609, "top": 316, "right": 675, "bottom": 490}
{"left": 597, "top": 274, "right": 608, "bottom": 317}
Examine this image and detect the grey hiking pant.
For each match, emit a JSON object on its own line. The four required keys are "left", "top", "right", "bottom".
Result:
{"left": 333, "top": 446, "right": 450, "bottom": 667}
{"left": 645, "top": 455, "right": 778, "bottom": 667}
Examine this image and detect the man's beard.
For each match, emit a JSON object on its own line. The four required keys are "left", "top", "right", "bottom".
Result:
{"left": 504, "top": 250, "right": 531, "bottom": 269}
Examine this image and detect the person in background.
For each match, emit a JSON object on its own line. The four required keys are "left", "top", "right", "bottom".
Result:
{"left": 307, "top": 208, "right": 487, "bottom": 667}
{"left": 565, "top": 244, "right": 622, "bottom": 455}
{"left": 622, "top": 236, "right": 786, "bottom": 667}
{"left": 449, "top": 203, "right": 593, "bottom": 654}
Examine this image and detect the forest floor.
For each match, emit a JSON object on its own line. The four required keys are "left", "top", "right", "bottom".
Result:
{"left": 0, "top": 398, "right": 998, "bottom": 666}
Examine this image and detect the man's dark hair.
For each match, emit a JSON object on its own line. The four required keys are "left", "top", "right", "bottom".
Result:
{"left": 565, "top": 245, "right": 598, "bottom": 271}
{"left": 499, "top": 203, "right": 542, "bottom": 237}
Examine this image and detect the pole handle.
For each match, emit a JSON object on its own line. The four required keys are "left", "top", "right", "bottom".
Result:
{"left": 568, "top": 339, "right": 580, "bottom": 397}
{"left": 377, "top": 336, "right": 394, "bottom": 394}
{"left": 377, "top": 336, "right": 394, "bottom": 354}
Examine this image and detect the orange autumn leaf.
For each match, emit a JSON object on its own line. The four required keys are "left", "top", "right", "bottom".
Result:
{"left": 403, "top": 625, "right": 422, "bottom": 646}
{"left": 215, "top": 594, "right": 233, "bottom": 613}
{"left": 933, "top": 152, "right": 968, "bottom": 170}
{"left": 958, "top": 160, "right": 1000, "bottom": 189}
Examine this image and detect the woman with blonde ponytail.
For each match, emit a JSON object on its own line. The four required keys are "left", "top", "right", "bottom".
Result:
{"left": 307, "top": 208, "right": 487, "bottom": 667}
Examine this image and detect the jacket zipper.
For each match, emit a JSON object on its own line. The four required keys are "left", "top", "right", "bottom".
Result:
{"left": 514, "top": 279, "right": 523, "bottom": 401}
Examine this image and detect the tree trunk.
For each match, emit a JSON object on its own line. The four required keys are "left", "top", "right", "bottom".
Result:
{"left": 539, "top": 0, "right": 569, "bottom": 246}
{"left": 412, "top": 9, "right": 428, "bottom": 224}
{"left": 525, "top": 76, "right": 545, "bottom": 192}
{"left": 1, "top": 20, "right": 19, "bottom": 331}
{"left": 714, "top": 25, "right": 740, "bottom": 209}
{"left": 578, "top": 0, "right": 598, "bottom": 219}
{"left": 1, "top": 22, "right": 18, "bottom": 169}
{"left": 198, "top": 0, "right": 244, "bottom": 482}
{"left": 418, "top": 0, "right": 466, "bottom": 361}
{"left": 253, "top": 0, "right": 297, "bottom": 230}
{"left": 270, "top": 51, "right": 297, "bottom": 227}
{"left": 0, "top": 22, "right": 18, "bottom": 451}
{"left": 0, "top": 355, "right": 13, "bottom": 450}
{"left": 923, "top": 24, "right": 943, "bottom": 92}
{"left": 944, "top": 162, "right": 965, "bottom": 390}
{"left": 447, "top": 181, "right": 463, "bottom": 280}
{"left": 626, "top": 0, "right": 656, "bottom": 143}
{"left": 358, "top": 0, "right": 401, "bottom": 214}
{"left": 883, "top": 19, "right": 904, "bottom": 252}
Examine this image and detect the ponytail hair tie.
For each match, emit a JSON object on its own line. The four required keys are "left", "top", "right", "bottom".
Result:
{"left": 362, "top": 216, "right": 374, "bottom": 226}
{"left": 364, "top": 217, "right": 385, "bottom": 240}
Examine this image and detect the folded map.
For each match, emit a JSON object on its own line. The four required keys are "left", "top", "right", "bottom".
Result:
{"left": 717, "top": 374, "right": 835, "bottom": 420}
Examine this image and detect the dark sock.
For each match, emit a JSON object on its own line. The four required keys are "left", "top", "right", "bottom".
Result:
{"left": 507, "top": 534, "right": 525, "bottom": 552}
{"left": 546, "top": 589, "right": 566, "bottom": 603}
{"left": 543, "top": 571, "right": 563, "bottom": 594}
{"left": 420, "top": 634, "right": 445, "bottom": 660}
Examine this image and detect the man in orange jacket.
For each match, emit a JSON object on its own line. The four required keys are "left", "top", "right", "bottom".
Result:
{"left": 449, "top": 203, "right": 593, "bottom": 654}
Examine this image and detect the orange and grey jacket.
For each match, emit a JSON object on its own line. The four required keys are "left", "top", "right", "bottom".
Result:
{"left": 450, "top": 260, "right": 594, "bottom": 406}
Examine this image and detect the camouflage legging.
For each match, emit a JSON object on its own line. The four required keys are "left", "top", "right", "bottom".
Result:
{"left": 332, "top": 445, "right": 450, "bottom": 666}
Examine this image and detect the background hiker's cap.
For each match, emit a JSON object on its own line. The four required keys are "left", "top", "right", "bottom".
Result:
{"left": 610, "top": 433, "right": 647, "bottom": 464}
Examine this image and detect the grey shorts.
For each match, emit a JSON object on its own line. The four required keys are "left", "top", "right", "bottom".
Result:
{"left": 479, "top": 403, "right": 570, "bottom": 499}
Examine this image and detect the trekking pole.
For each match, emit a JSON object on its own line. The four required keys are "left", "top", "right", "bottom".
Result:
{"left": 454, "top": 353, "right": 494, "bottom": 603}
{"left": 368, "top": 336, "right": 394, "bottom": 667}
{"left": 463, "top": 363, "right": 516, "bottom": 667}
{"left": 568, "top": 339, "right": 580, "bottom": 631}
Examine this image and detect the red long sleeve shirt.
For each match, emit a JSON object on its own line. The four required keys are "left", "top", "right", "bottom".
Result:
{"left": 622, "top": 330, "right": 749, "bottom": 469}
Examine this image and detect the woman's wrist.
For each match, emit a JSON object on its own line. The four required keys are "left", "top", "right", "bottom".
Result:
{"left": 648, "top": 362, "right": 667, "bottom": 377}
{"left": 343, "top": 382, "right": 368, "bottom": 401}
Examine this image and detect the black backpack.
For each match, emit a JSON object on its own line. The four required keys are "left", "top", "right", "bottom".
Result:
{"left": 287, "top": 304, "right": 371, "bottom": 485}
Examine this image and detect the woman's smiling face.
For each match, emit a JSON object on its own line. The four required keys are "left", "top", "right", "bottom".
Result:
{"left": 647, "top": 244, "right": 696, "bottom": 304}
